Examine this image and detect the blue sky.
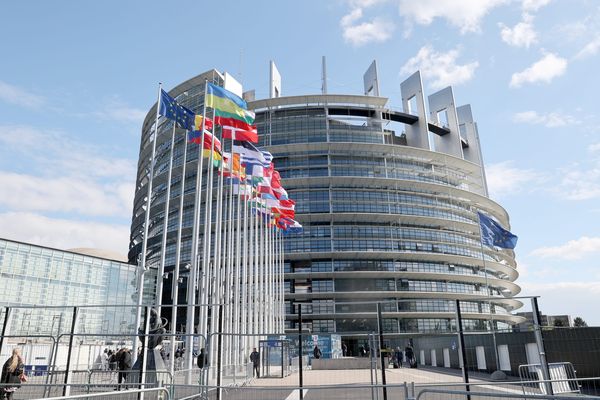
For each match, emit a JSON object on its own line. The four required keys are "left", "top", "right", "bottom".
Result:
{"left": 1, "top": 0, "right": 599, "bottom": 324}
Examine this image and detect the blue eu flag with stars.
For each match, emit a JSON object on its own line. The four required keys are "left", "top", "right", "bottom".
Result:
{"left": 478, "top": 211, "right": 518, "bottom": 249}
{"left": 159, "top": 89, "right": 195, "bottom": 131}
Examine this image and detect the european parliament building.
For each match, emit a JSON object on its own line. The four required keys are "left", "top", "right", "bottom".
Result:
{"left": 130, "top": 62, "right": 522, "bottom": 341}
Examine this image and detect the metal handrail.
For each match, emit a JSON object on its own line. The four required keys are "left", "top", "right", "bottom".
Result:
{"left": 177, "top": 383, "right": 409, "bottom": 400}
{"left": 416, "top": 388, "right": 600, "bottom": 400}
{"left": 33, "top": 386, "right": 170, "bottom": 400}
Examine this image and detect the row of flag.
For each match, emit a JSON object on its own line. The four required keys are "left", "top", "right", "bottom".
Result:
{"left": 158, "top": 82, "right": 302, "bottom": 233}
{"left": 157, "top": 81, "right": 520, "bottom": 243}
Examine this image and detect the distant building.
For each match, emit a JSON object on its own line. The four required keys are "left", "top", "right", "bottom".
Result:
{"left": 0, "top": 237, "right": 153, "bottom": 336}
{"left": 515, "top": 311, "right": 572, "bottom": 331}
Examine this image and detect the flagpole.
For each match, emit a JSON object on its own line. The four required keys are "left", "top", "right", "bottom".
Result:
{"left": 234, "top": 168, "right": 242, "bottom": 367}
{"left": 223, "top": 149, "right": 234, "bottom": 367}
{"left": 156, "top": 122, "right": 177, "bottom": 317}
{"left": 185, "top": 80, "right": 210, "bottom": 381}
{"left": 203, "top": 102, "right": 217, "bottom": 379}
{"left": 170, "top": 127, "right": 189, "bottom": 377}
{"left": 133, "top": 82, "right": 162, "bottom": 365}
{"left": 240, "top": 178, "right": 250, "bottom": 358}
{"left": 476, "top": 211, "right": 501, "bottom": 374}
{"left": 280, "top": 228, "right": 285, "bottom": 333}
{"left": 253, "top": 204, "right": 259, "bottom": 346}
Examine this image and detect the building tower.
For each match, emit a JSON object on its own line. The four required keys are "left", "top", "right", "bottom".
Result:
{"left": 249, "top": 61, "right": 522, "bottom": 346}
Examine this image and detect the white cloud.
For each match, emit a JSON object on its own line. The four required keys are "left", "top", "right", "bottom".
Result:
{"left": 347, "top": 0, "right": 388, "bottom": 7}
{"left": 340, "top": 8, "right": 395, "bottom": 46}
{"left": 0, "top": 125, "right": 136, "bottom": 179}
{"left": 589, "top": 143, "right": 600, "bottom": 153}
{"left": 397, "top": 0, "right": 507, "bottom": 34}
{"left": 510, "top": 53, "right": 567, "bottom": 87}
{"left": 0, "top": 171, "right": 133, "bottom": 217}
{"left": 555, "top": 163, "right": 600, "bottom": 200}
{"left": 0, "top": 80, "right": 45, "bottom": 109}
{"left": 0, "top": 212, "right": 129, "bottom": 256}
{"left": 0, "top": 125, "right": 136, "bottom": 220}
{"left": 513, "top": 110, "right": 580, "bottom": 128}
{"left": 521, "top": 0, "right": 551, "bottom": 12}
{"left": 400, "top": 45, "right": 479, "bottom": 89}
{"left": 499, "top": 14, "right": 537, "bottom": 48}
{"left": 485, "top": 161, "right": 543, "bottom": 199}
{"left": 94, "top": 98, "right": 147, "bottom": 125}
{"left": 531, "top": 237, "right": 600, "bottom": 260}
{"left": 575, "top": 36, "right": 600, "bottom": 59}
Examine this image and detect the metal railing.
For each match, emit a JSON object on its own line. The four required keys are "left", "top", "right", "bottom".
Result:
{"left": 35, "top": 387, "right": 170, "bottom": 400}
{"left": 415, "top": 387, "right": 600, "bottom": 400}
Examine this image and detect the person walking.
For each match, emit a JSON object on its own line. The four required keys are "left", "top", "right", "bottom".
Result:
{"left": 117, "top": 348, "right": 132, "bottom": 390}
{"left": 249, "top": 348, "right": 260, "bottom": 378}
{"left": 313, "top": 345, "right": 322, "bottom": 359}
{"left": 342, "top": 342, "right": 348, "bottom": 357}
{"left": 101, "top": 349, "right": 109, "bottom": 370}
{"left": 405, "top": 344, "right": 415, "bottom": 368}
{"left": 197, "top": 348, "right": 208, "bottom": 385}
{"left": 1, "top": 348, "right": 25, "bottom": 400}
{"left": 394, "top": 347, "right": 403, "bottom": 368}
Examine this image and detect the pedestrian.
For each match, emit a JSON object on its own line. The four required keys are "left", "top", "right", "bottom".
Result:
{"left": 101, "top": 349, "right": 109, "bottom": 370}
{"left": 342, "top": 342, "right": 347, "bottom": 357}
{"left": 117, "top": 348, "right": 132, "bottom": 390}
{"left": 197, "top": 348, "right": 208, "bottom": 385}
{"left": 394, "top": 347, "right": 403, "bottom": 368}
{"left": 405, "top": 344, "right": 415, "bottom": 368}
{"left": 1, "top": 348, "right": 26, "bottom": 400}
{"left": 359, "top": 345, "right": 365, "bottom": 357}
{"left": 108, "top": 350, "right": 117, "bottom": 370}
{"left": 313, "top": 345, "right": 322, "bottom": 359}
{"left": 249, "top": 347, "right": 260, "bottom": 378}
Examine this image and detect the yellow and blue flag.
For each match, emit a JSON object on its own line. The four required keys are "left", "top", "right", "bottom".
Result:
{"left": 478, "top": 211, "right": 518, "bottom": 249}
{"left": 159, "top": 89, "right": 195, "bottom": 131}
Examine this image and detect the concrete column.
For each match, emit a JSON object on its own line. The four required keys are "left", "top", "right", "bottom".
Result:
{"left": 400, "top": 71, "right": 430, "bottom": 149}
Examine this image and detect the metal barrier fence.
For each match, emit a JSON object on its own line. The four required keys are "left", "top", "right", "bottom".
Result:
{"left": 2, "top": 301, "right": 600, "bottom": 399}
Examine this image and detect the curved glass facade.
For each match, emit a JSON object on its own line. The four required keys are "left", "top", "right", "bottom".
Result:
{"left": 252, "top": 94, "right": 521, "bottom": 336}
{"left": 129, "top": 70, "right": 522, "bottom": 337}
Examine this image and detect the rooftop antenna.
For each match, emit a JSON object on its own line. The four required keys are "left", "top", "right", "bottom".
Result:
{"left": 321, "top": 56, "right": 328, "bottom": 94}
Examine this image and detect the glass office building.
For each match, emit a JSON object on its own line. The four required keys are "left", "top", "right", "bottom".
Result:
{"left": 251, "top": 66, "right": 523, "bottom": 337}
{"left": 0, "top": 238, "right": 148, "bottom": 336}
{"left": 130, "top": 65, "right": 522, "bottom": 340}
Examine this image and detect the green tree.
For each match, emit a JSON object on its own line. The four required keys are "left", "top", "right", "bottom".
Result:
{"left": 573, "top": 317, "right": 588, "bottom": 327}
{"left": 553, "top": 319, "right": 565, "bottom": 327}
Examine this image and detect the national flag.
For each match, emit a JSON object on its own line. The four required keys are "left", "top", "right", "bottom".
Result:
{"left": 202, "top": 149, "right": 222, "bottom": 167}
{"left": 214, "top": 114, "right": 255, "bottom": 130}
{"left": 206, "top": 83, "right": 255, "bottom": 124}
{"left": 194, "top": 115, "right": 213, "bottom": 131}
{"left": 159, "top": 89, "right": 195, "bottom": 131}
{"left": 233, "top": 140, "right": 268, "bottom": 166}
{"left": 279, "top": 217, "right": 302, "bottom": 234}
{"left": 261, "top": 150, "right": 273, "bottom": 165}
{"left": 271, "top": 170, "right": 282, "bottom": 189}
{"left": 222, "top": 152, "right": 245, "bottom": 179}
{"left": 477, "top": 211, "right": 518, "bottom": 249}
{"left": 222, "top": 126, "right": 258, "bottom": 143}
{"left": 273, "top": 187, "right": 288, "bottom": 200}
{"left": 187, "top": 130, "right": 222, "bottom": 154}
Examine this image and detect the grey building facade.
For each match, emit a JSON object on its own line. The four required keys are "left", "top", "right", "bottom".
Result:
{"left": 129, "top": 65, "right": 522, "bottom": 341}
{"left": 251, "top": 66, "right": 522, "bottom": 340}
